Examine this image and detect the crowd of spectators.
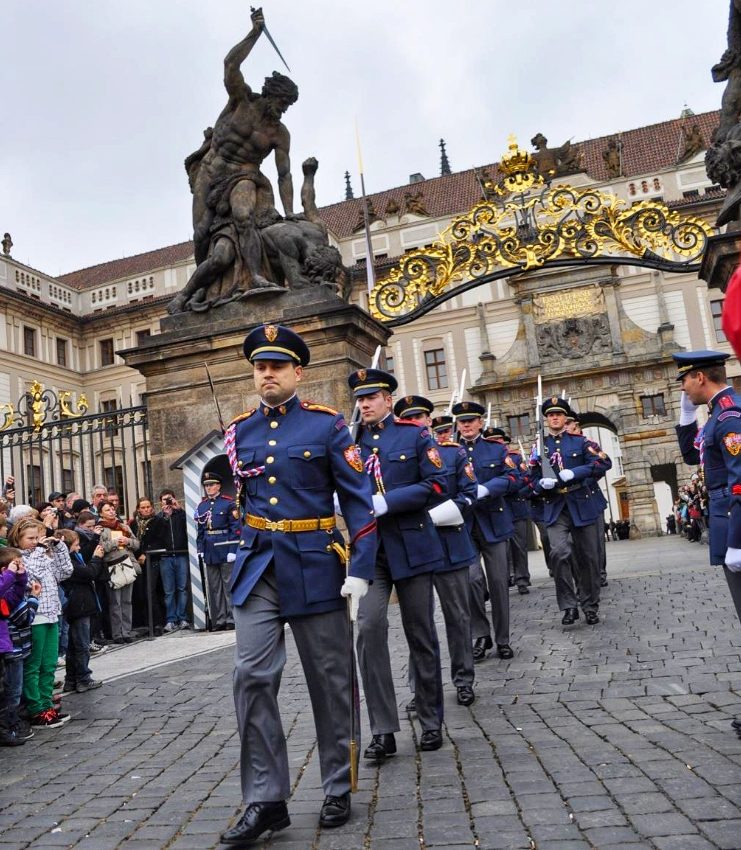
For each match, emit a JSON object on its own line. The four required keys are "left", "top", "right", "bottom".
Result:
{"left": 666, "top": 474, "right": 708, "bottom": 542}
{"left": 0, "top": 477, "right": 192, "bottom": 746}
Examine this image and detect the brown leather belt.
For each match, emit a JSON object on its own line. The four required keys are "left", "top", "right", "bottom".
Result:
{"left": 245, "top": 514, "right": 336, "bottom": 533}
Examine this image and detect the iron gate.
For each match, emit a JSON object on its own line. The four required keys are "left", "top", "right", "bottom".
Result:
{"left": 0, "top": 381, "right": 152, "bottom": 514}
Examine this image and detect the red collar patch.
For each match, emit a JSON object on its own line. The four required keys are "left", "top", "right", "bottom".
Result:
{"left": 719, "top": 394, "right": 734, "bottom": 410}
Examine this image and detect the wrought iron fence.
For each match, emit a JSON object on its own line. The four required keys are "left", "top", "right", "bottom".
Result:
{"left": 0, "top": 383, "right": 151, "bottom": 514}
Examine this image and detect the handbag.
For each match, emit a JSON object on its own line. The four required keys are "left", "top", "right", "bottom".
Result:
{"left": 108, "top": 555, "right": 138, "bottom": 589}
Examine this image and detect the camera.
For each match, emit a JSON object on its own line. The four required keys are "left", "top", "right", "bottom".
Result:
{"left": 165, "top": 496, "right": 174, "bottom": 505}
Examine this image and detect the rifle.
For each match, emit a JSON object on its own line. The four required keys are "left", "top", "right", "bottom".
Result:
{"left": 485, "top": 403, "right": 492, "bottom": 429}
{"left": 348, "top": 345, "right": 382, "bottom": 441}
{"left": 536, "top": 374, "right": 557, "bottom": 479}
{"left": 444, "top": 368, "right": 467, "bottom": 416}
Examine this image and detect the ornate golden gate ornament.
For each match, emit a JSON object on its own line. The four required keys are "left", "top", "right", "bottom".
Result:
{"left": 0, "top": 382, "right": 89, "bottom": 433}
{"left": 368, "top": 136, "right": 714, "bottom": 326}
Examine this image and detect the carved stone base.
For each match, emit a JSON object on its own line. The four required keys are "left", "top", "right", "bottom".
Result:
{"left": 120, "top": 290, "right": 390, "bottom": 494}
{"left": 699, "top": 231, "right": 741, "bottom": 293}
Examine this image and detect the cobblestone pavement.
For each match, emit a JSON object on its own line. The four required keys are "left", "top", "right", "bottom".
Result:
{"left": 1, "top": 536, "right": 740, "bottom": 850}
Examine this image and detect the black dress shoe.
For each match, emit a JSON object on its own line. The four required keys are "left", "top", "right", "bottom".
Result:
{"left": 420, "top": 729, "right": 443, "bottom": 751}
{"left": 517, "top": 585, "right": 530, "bottom": 595}
{"left": 600, "top": 577, "right": 609, "bottom": 587}
{"left": 732, "top": 717, "right": 741, "bottom": 731}
{"left": 561, "top": 608, "right": 579, "bottom": 625}
{"left": 473, "top": 636, "right": 493, "bottom": 662}
{"left": 457, "top": 686, "right": 475, "bottom": 706}
{"left": 319, "top": 793, "right": 351, "bottom": 828}
{"left": 405, "top": 698, "right": 416, "bottom": 713}
{"left": 220, "top": 801, "right": 290, "bottom": 844}
{"left": 508, "top": 575, "right": 515, "bottom": 587}
{"left": 363, "top": 733, "right": 396, "bottom": 762}
{"left": 497, "top": 644, "right": 514, "bottom": 659}
{"left": 585, "top": 611, "right": 600, "bottom": 625}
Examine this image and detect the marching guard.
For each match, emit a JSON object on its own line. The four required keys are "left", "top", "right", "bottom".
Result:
{"left": 452, "top": 401, "right": 522, "bottom": 661}
{"left": 394, "top": 401, "right": 478, "bottom": 707}
{"left": 350, "top": 370, "right": 447, "bottom": 759}
{"left": 674, "top": 350, "right": 741, "bottom": 739}
{"left": 220, "top": 324, "right": 377, "bottom": 844}
{"left": 194, "top": 471, "right": 239, "bottom": 630}
{"left": 532, "top": 397, "right": 611, "bottom": 626}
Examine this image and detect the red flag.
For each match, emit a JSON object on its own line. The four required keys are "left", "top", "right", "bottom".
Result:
{"left": 722, "top": 265, "right": 741, "bottom": 360}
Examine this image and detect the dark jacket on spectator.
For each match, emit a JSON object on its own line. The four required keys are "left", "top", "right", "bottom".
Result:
{"left": 144, "top": 509, "right": 188, "bottom": 555}
{"left": 61, "top": 553, "right": 105, "bottom": 621}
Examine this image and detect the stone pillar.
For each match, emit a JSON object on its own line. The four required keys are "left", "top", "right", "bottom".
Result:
{"left": 699, "top": 231, "right": 741, "bottom": 293}
{"left": 119, "top": 290, "right": 391, "bottom": 495}
{"left": 599, "top": 277, "right": 625, "bottom": 355}
{"left": 517, "top": 294, "right": 540, "bottom": 368}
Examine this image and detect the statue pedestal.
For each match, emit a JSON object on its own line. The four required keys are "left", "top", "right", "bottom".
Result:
{"left": 120, "top": 290, "right": 391, "bottom": 493}
{"left": 699, "top": 231, "right": 741, "bottom": 293}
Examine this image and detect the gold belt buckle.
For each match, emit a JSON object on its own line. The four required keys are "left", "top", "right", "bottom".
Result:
{"left": 267, "top": 519, "right": 286, "bottom": 532}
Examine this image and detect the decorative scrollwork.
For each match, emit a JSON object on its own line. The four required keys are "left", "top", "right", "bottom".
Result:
{"left": 368, "top": 136, "right": 714, "bottom": 324}
{"left": 59, "top": 391, "right": 89, "bottom": 418}
{"left": 0, "top": 403, "right": 14, "bottom": 432}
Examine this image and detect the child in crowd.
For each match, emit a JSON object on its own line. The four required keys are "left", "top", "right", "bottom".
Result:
{"left": 55, "top": 529, "right": 104, "bottom": 694}
{"left": 0, "top": 517, "right": 8, "bottom": 546}
{"left": 0, "top": 547, "right": 41, "bottom": 745}
{"left": 8, "top": 518, "right": 73, "bottom": 728}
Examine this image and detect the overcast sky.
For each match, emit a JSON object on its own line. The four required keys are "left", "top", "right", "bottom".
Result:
{"left": 0, "top": 0, "right": 730, "bottom": 277}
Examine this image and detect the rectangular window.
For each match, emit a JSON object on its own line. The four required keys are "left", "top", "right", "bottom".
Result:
{"left": 26, "top": 464, "right": 42, "bottom": 507}
{"left": 640, "top": 394, "right": 666, "bottom": 418}
{"left": 710, "top": 299, "right": 727, "bottom": 343}
{"left": 56, "top": 337, "right": 68, "bottom": 367}
{"left": 100, "top": 338, "right": 114, "bottom": 366}
{"left": 384, "top": 352, "right": 395, "bottom": 376}
{"left": 135, "top": 329, "right": 151, "bottom": 347}
{"left": 424, "top": 348, "right": 448, "bottom": 391}
{"left": 101, "top": 398, "right": 119, "bottom": 437}
{"left": 507, "top": 414, "right": 531, "bottom": 438}
{"left": 682, "top": 189, "right": 700, "bottom": 200}
{"left": 62, "top": 468, "right": 75, "bottom": 494}
{"left": 104, "top": 465, "right": 124, "bottom": 500}
{"left": 23, "top": 326, "right": 36, "bottom": 357}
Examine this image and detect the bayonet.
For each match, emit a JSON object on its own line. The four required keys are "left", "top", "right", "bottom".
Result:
{"left": 536, "top": 374, "right": 557, "bottom": 479}
{"left": 204, "top": 363, "right": 226, "bottom": 434}
{"left": 251, "top": 6, "right": 291, "bottom": 73}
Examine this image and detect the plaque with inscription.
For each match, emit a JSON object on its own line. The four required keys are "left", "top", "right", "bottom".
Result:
{"left": 532, "top": 286, "right": 604, "bottom": 324}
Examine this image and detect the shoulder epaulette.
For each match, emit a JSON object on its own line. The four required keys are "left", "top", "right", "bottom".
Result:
{"left": 227, "top": 408, "right": 256, "bottom": 428}
{"left": 439, "top": 440, "right": 460, "bottom": 447}
{"left": 394, "top": 417, "right": 420, "bottom": 426}
{"left": 221, "top": 494, "right": 234, "bottom": 501}
{"left": 301, "top": 401, "right": 338, "bottom": 415}
{"left": 483, "top": 436, "right": 501, "bottom": 442}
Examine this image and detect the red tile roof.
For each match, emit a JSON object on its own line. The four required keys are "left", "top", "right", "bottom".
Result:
{"left": 57, "top": 110, "right": 720, "bottom": 289}
{"left": 58, "top": 240, "right": 194, "bottom": 290}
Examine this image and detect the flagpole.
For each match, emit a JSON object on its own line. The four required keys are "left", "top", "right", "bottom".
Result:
{"left": 355, "top": 120, "right": 376, "bottom": 295}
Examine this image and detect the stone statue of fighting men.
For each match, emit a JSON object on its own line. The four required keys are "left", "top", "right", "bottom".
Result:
{"left": 167, "top": 8, "right": 345, "bottom": 313}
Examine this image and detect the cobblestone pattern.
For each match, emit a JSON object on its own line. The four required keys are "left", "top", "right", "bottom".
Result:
{"left": 1, "top": 538, "right": 740, "bottom": 850}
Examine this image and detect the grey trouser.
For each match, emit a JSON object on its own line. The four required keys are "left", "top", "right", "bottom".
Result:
{"left": 535, "top": 520, "right": 553, "bottom": 572}
{"left": 547, "top": 510, "right": 601, "bottom": 613}
{"left": 409, "top": 566, "right": 475, "bottom": 690}
{"left": 724, "top": 565, "right": 741, "bottom": 623}
{"left": 357, "top": 549, "right": 443, "bottom": 735}
{"left": 469, "top": 524, "right": 510, "bottom": 645}
{"left": 509, "top": 519, "right": 530, "bottom": 587}
{"left": 233, "top": 565, "right": 357, "bottom": 802}
{"left": 206, "top": 561, "right": 234, "bottom": 627}
{"left": 107, "top": 583, "right": 133, "bottom": 639}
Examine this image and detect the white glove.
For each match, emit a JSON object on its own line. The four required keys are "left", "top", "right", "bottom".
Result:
{"left": 725, "top": 547, "right": 741, "bottom": 572}
{"left": 197, "top": 552, "right": 203, "bottom": 558}
{"left": 333, "top": 492, "right": 343, "bottom": 516}
{"left": 539, "top": 478, "right": 557, "bottom": 490}
{"left": 428, "top": 499, "right": 464, "bottom": 527}
{"left": 477, "top": 484, "right": 489, "bottom": 499}
{"left": 340, "top": 576, "right": 369, "bottom": 621}
{"left": 559, "top": 469, "right": 575, "bottom": 483}
{"left": 679, "top": 391, "right": 697, "bottom": 426}
{"left": 372, "top": 494, "right": 388, "bottom": 517}
{"left": 226, "top": 552, "right": 236, "bottom": 563}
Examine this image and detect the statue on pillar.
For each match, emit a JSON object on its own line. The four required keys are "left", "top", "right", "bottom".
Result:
{"left": 168, "top": 7, "right": 345, "bottom": 313}
{"left": 706, "top": 0, "right": 741, "bottom": 225}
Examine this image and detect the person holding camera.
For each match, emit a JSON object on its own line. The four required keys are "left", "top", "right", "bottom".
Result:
{"left": 7, "top": 517, "right": 73, "bottom": 728}
{"left": 147, "top": 489, "right": 190, "bottom": 632}
{"left": 3, "top": 476, "right": 16, "bottom": 506}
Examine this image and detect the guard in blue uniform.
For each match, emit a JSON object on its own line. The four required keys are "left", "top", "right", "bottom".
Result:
{"left": 220, "top": 324, "right": 377, "bottom": 844}
{"left": 194, "top": 472, "right": 239, "bottom": 630}
{"left": 532, "top": 397, "right": 611, "bottom": 626}
{"left": 488, "top": 428, "right": 532, "bottom": 595}
{"left": 452, "top": 401, "right": 522, "bottom": 661}
{"left": 394, "top": 400, "right": 478, "bottom": 707}
{"left": 674, "top": 349, "right": 741, "bottom": 738}
{"left": 350, "top": 371, "right": 448, "bottom": 760}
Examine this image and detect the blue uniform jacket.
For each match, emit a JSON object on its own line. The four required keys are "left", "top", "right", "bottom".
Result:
{"left": 225, "top": 395, "right": 377, "bottom": 617}
{"left": 676, "top": 386, "right": 741, "bottom": 562}
{"left": 195, "top": 494, "right": 240, "bottom": 565}
{"left": 461, "top": 436, "right": 520, "bottom": 544}
{"left": 358, "top": 414, "right": 447, "bottom": 580}
{"left": 532, "top": 432, "right": 611, "bottom": 527}
{"left": 505, "top": 449, "right": 532, "bottom": 521}
{"left": 433, "top": 441, "right": 479, "bottom": 572}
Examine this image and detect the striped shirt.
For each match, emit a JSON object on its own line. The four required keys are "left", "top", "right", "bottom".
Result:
{"left": 4, "top": 595, "right": 39, "bottom": 659}
{"left": 22, "top": 545, "right": 73, "bottom": 623}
